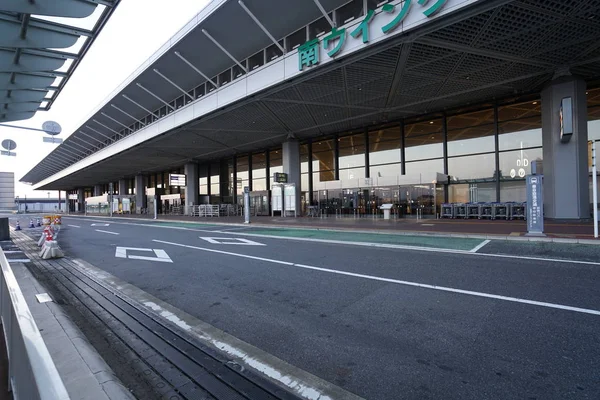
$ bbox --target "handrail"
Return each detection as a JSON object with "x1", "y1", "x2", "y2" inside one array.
[{"x1": 0, "y1": 249, "x2": 70, "y2": 400}]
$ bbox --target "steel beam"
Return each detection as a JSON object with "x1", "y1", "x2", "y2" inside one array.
[
  {"x1": 84, "y1": 125, "x2": 113, "y2": 141},
  {"x1": 78, "y1": 130, "x2": 105, "y2": 144},
  {"x1": 174, "y1": 51, "x2": 217, "y2": 88},
  {"x1": 92, "y1": 119, "x2": 123, "y2": 138},
  {"x1": 153, "y1": 69, "x2": 194, "y2": 102},
  {"x1": 72, "y1": 135, "x2": 98, "y2": 149},
  {"x1": 121, "y1": 95, "x2": 159, "y2": 117},
  {"x1": 238, "y1": 1, "x2": 285, "y2": 53},
  {"x1": 110, "y1": 104, "x2": 147, "y2": 126},
  {"x1": 135, "y1": 83, "x2": 175, "y2": 111},
  {"x1": 64, "y1": 139, "x2": 89, "y2": 152},
  {"x1": 312, "y1": 0, "x2": 335, "y2": 28},
  {"x1": 202, "y1": 29, "x2": 247, "y2": 73},
  {"x1": 100, "y1": 112, "x2": 133, "y2": 133}
]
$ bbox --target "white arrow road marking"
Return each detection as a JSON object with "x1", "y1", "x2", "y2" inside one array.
[
  {"x1": 200, "y1": 237, "x2": 265, "y2": 246},
  {"x1": 115, "y1": 247, "x2": 173, "y2": 263}
]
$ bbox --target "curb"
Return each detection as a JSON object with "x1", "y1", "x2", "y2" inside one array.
[{"x1": 66, "y1": 214, "x2": 600, "y2": 245}]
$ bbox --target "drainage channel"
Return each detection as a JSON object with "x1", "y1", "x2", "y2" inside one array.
[{"x1": 12, "y1": 232, "x2": 301, "y2": 400}]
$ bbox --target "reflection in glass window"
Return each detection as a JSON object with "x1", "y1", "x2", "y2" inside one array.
[
  {"x1": 270, "y1": 148, "x2": 283, "y2": 177},
  {"x1": 447, "y1": 108, "x2": 495, "y2": 156},
  {"x1": 498, "y1": 100, "x2": 541, "y2": 121},
  {"x1": 371, "y1": 163, "x2": 401, "y2": 186},
  {"x1": 252, "y1": 152, "x2": 267, "y2": 191},
  {"x1": 287, "y1": 27, "x2": 307, "y2": 50},
  {"x1": 266, "y1": 41, "x2": 284, "y2": 61},
  {"x1": 313, "y1": 170, "x2": 336, "y2": 190},
  {"x1": 210, "y1": 175, "x2": 220, "y2": 196},
  {"x1": 339, "y1": 167, "x2": 365, "y2": 188},
  {"x1": 500, "y1": 181, "x2": 527, "y2": 202},
  {"x1": 369, "y1": 126, "x2": 401, "y2": 165},
  {"x1": 449, "y1": 183, "x2": 496, "y2": 203},
  {"x1": 448, "y1": 153, "x2": 496, "y2": 182},
  {"x1": 236, "y1": 155, "x2": 249, "y2": 196},
  {"x1": 499, "y1": 116, "x2": 542, "y2": 150},
  {"x1": 339, "y1": 134, "x2": 365, "y2": 169},
  {"x1": 312, "y1": 139, "x2": 335, "y2": 172},
  {"x1": 309, "y1": 16, "x2": 331, "y2": 40},
  {"x1": 499, "y1": 148, "x2": 543, "y2": 181},
  {"x1": 405, "y1": 133, "x2": 443, "y2": 161},
  {"x1": 403, "y1": 159, "x2": 444, "y2": 185}
]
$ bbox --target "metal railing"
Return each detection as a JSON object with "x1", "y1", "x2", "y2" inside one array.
[{"x1": 0, "y1": 249, "x2": 69, "y2": 400}]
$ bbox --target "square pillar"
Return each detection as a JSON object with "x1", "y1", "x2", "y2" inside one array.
[
  {"x1": 283, "y1": 139, "x2": 301, "y2": 214},
  {"x1": 118, "y1": 179, "x2": 127, "y2": 196},
  {"x1": 542, "y1": 75, "x2": 589, "y2": 219},
  {"x1": 77, "y1": 188, "x2": 85, "y2": 213},
  {"x1": 135, "y1": 175, "x2": 146, "y2": 213},
  {"x1": 93, "y1": 185, "x2": 102, "y2": 196},
  {"x1": 184, "y1": 163, "x2": 199, "y2": 214}
]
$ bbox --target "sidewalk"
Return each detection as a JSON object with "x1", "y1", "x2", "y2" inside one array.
[{"x1": 76, "y1": 213, "x2": 598, "y2": 240}]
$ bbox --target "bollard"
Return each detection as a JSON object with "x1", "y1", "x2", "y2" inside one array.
[
  {"x1": 36, "y1": 218, "x2": 41, "y2": 227},
  {"x1": 15, "y1": 220, "x2": 21, "y2": 231},
  {"x1": 29, "y1": 219, "x2": 35, "y2": 228}
]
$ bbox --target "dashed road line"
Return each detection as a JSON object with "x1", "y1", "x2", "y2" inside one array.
[
  {"x1": 95, "y1": 229, "x2": 119, "y2": 235},
  {"x1": 154, "y1": 239, "x2": 600, "y2": 317}
]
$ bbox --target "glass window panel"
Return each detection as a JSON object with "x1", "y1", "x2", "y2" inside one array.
[
  {"x1": 366, "y1": 0, "x2": 381, "y2": 11},
  {"x1": 499, "y1": 116, "x2": 542, "y2": 150},
  {"x1": 249, "y1": 50, "x2": 264, "y2": 71},
  {"x1": 339, "y1": 134, "x2": 365, "y2": 169},
  {"x1": 266, "y1": 41, "x2": 284, "y2": 61},
  {"x1": 449, "y1": 183, "x2": 496, "y2": 203},
  {"x1": 500, "y1": 181, "x2": 527, "y2": 202},
  {"x1": 219, "y1": 69, "x2": 231, "y2": 87},
  {"x1": 499, "y1": 148, "x2": 543, "y2": 181},
  {"x1": 335, "y1": 0, "x2": 364, "y2": 26},
  {"x1": 405, "y1": 118, "x2": 443, "y2": 136},
  {"x1": 301, "y1": 173, "x2": 309, "y2": 192},
  {"x1": 236, "y1": 155, "x2": 249, "y2": 181},
  {"x1": 313, "y1": 170, "x2": 335, "y2": 190},
  {"x1": 589, "y1": 118, "x2": 600, "y2": 141},
  {"x1": 588, "y1": 88, "x2": 600, "y2": 107},
  {"x1": 369, "y1": 126, "x2": 402, "y2": 166},
  {"x1": 309, "y1": 16, "x2": 332, "y2": 40},
  {"x1": 252, "y1": 152, "x2": 267, "y2": 179},
  {"x1": 448, "y1": 129, "x2": 495, "y2": 156},
  {"x1": 252, "y1": 179, "x2": 267, "y2": 191},
  {"x1": 339, "y1": 167, "x2": 365, "y2": 188},
  {"x1": 371, "y1": 163, "x2": 401, "y2": 187},
  {"x1": 210, "y1": 175, "x2": 220, "y2": 195},
  {"x1": 312, "y1": 139, "x2": 335, "y2": 171},
  {"x1": 286, "y1": 27, "x2": 306, "y2": 50},
  {"x1": 448, "y1": 153, "x2": 496, "y2": 182},
  {"x1": 270, "y1": 148, "x2": 284, "y2": 177},
  {"x1": 199, "y1": 177, "x2": 208, "y2": 195},
  {"x1": 196, "y1": 83, "x2": 206, "y2": 98},
  {"x1": 498, "y1": 100, "x2": 541, "y2": 121},
  {"x1": 232, "y1": 63, "x2": 246, "y2": 79},
  {"x1": 405, "y1": 133, "x2": 443, "y2": 161},
  {"x1": 403, "y1": 159, "x2": 444, "y2": 185},
  {"x1": 299, "y1": 144, "x2": 309, "y2": 173},
  {"x1": 447, "y1": 108, "x2": 495, "y2": 130}
]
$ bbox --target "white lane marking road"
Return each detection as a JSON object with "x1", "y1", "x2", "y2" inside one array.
[
  {"x1": 95, "y1": 229, "x2": 119, "y2": 235},
  {"x1": 68, "y1": 224, "x2": 81, "y2": 228},
  {"x1": 153, "y1": 239, "x2": 600, "y2": 317},
  {"x1": 115, "y1": 247, "x2": 173, "y2": 263},
  {"x1": 200, "y1": 237, "x2": 265, "y2": 246},
  {"x1": 470, "y1": 239, "x2": 491, "y2": 253}
]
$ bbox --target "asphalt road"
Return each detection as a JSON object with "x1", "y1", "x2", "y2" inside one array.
[{"x1": 19, "y1": 216, "x2": 600, "y2": 399}]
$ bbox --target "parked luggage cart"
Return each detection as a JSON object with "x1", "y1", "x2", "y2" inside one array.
[
  {"x1": 492, "y1": 203, "x2": 509, "y2": 220},
  {"x1": 466, "y1": 203, "x2": 480, "y2": 219},
  {"x1": 479, "y1": 203, "x2": 493, "y2": 219},
  {"x1": 441, "y1": 203, "x2": 454, "y2": 218},
  {"x1": 454, "y1": 203, "x2": 467, "y2": 219},
  {"x1": 510, "y1": 202, "x2": 526, "y2": 220}
]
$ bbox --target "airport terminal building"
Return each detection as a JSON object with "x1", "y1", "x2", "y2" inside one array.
[{"x1": 21, "y1": 0, "x2": 600, "y2": 220}]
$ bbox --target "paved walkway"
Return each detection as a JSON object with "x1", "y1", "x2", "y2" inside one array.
[{"x1": 72, "y1": 213, "x2": 598, "y2": 240}]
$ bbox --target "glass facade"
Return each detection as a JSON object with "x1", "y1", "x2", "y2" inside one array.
[{"x1": 136, "y1": 87, "x2": 600, "y2": 217}]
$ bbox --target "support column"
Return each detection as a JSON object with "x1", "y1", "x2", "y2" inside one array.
[
  {"x1": 185, "y1": 163, "x2": 199, "y2": 214},
  {"x1": 220, "y1": 159, "x2": 230, "y2": 202},
  {"x1": 93, "y1": 185, "x2": 102, "y2": 196},
  {"x1": 118, "y1": 179, "x2": 127, "y2": 196},
  {"x1": 283, "y1": 139, "x2": 301, "y2": 214},
  {"x1": 77, "y1": 188, "x2": 84, "y2": 213},
  {"x1": 542, "y1": 75, "x2": 589, "y2": 219},
  {"x1": 135, "y1": 175, "x2": 147, "y2": 213}
]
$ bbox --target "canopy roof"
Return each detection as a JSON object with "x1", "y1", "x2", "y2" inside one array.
[{"x1": 0, "y1": 0, "x2": 120, "y2": 123}]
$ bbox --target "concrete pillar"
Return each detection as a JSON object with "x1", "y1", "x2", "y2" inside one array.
[
  {"x1": 118, "y1": 179, "x2": 128, "y2": 196},
  {"x1": 184, "y1": 163, "x2": 199, "y2": 215},
  {"x1": 220, "y1": 159, "x2": 231, "y2": 202},
  {"x1": 135, "y1": 175, "x2": 146, "y2": 213},
  {"x1": 542, "y1": 75, "x2": 589, "y2": 219},
  {"x1": 283, "y1": 139, "x2": 301, "y2": 214},
  {"x1": 77, "y1": 188, "x2": 84, "y2": 212},
  {"x1": 93, "y1": 185, "x2": 102, "y2": 196}
]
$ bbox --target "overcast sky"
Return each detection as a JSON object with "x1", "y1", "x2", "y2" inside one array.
[{"x1": 0, "y1": 0, "x2": 210, "y2": 198}]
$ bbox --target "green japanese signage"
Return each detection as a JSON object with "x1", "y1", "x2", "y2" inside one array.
[{"x1": 299, "y1": 0, "x2": 448, "y2": 71}]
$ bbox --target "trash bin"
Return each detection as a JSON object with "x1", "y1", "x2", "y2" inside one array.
[
  {"x1": 380, "y1": 204, "x2": 394, "y2": 220},
  {"x1": 0, "y1": 217, "x2": 8, "y2": 241}
]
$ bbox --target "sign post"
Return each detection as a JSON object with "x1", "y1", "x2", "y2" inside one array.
[
  {"x1": 109, "y1": 183, "x2": 114, "y2": 217},
  {"x1": 526, "y1": 175, "x2": 544, "y2": 236},
  {"x1": 244, "y1": 186, "x2": 250, "y2": 224},
  {"x1": 153, "y1": 195, "x2": 158, "y2": 220},
  {"x1": 592, "y1": 140, "x2": 598, "y2": 239}
]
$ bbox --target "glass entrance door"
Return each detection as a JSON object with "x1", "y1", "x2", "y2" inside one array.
[{"x1": 398, "y1": 184, "x2": 442, "y2": 218}]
